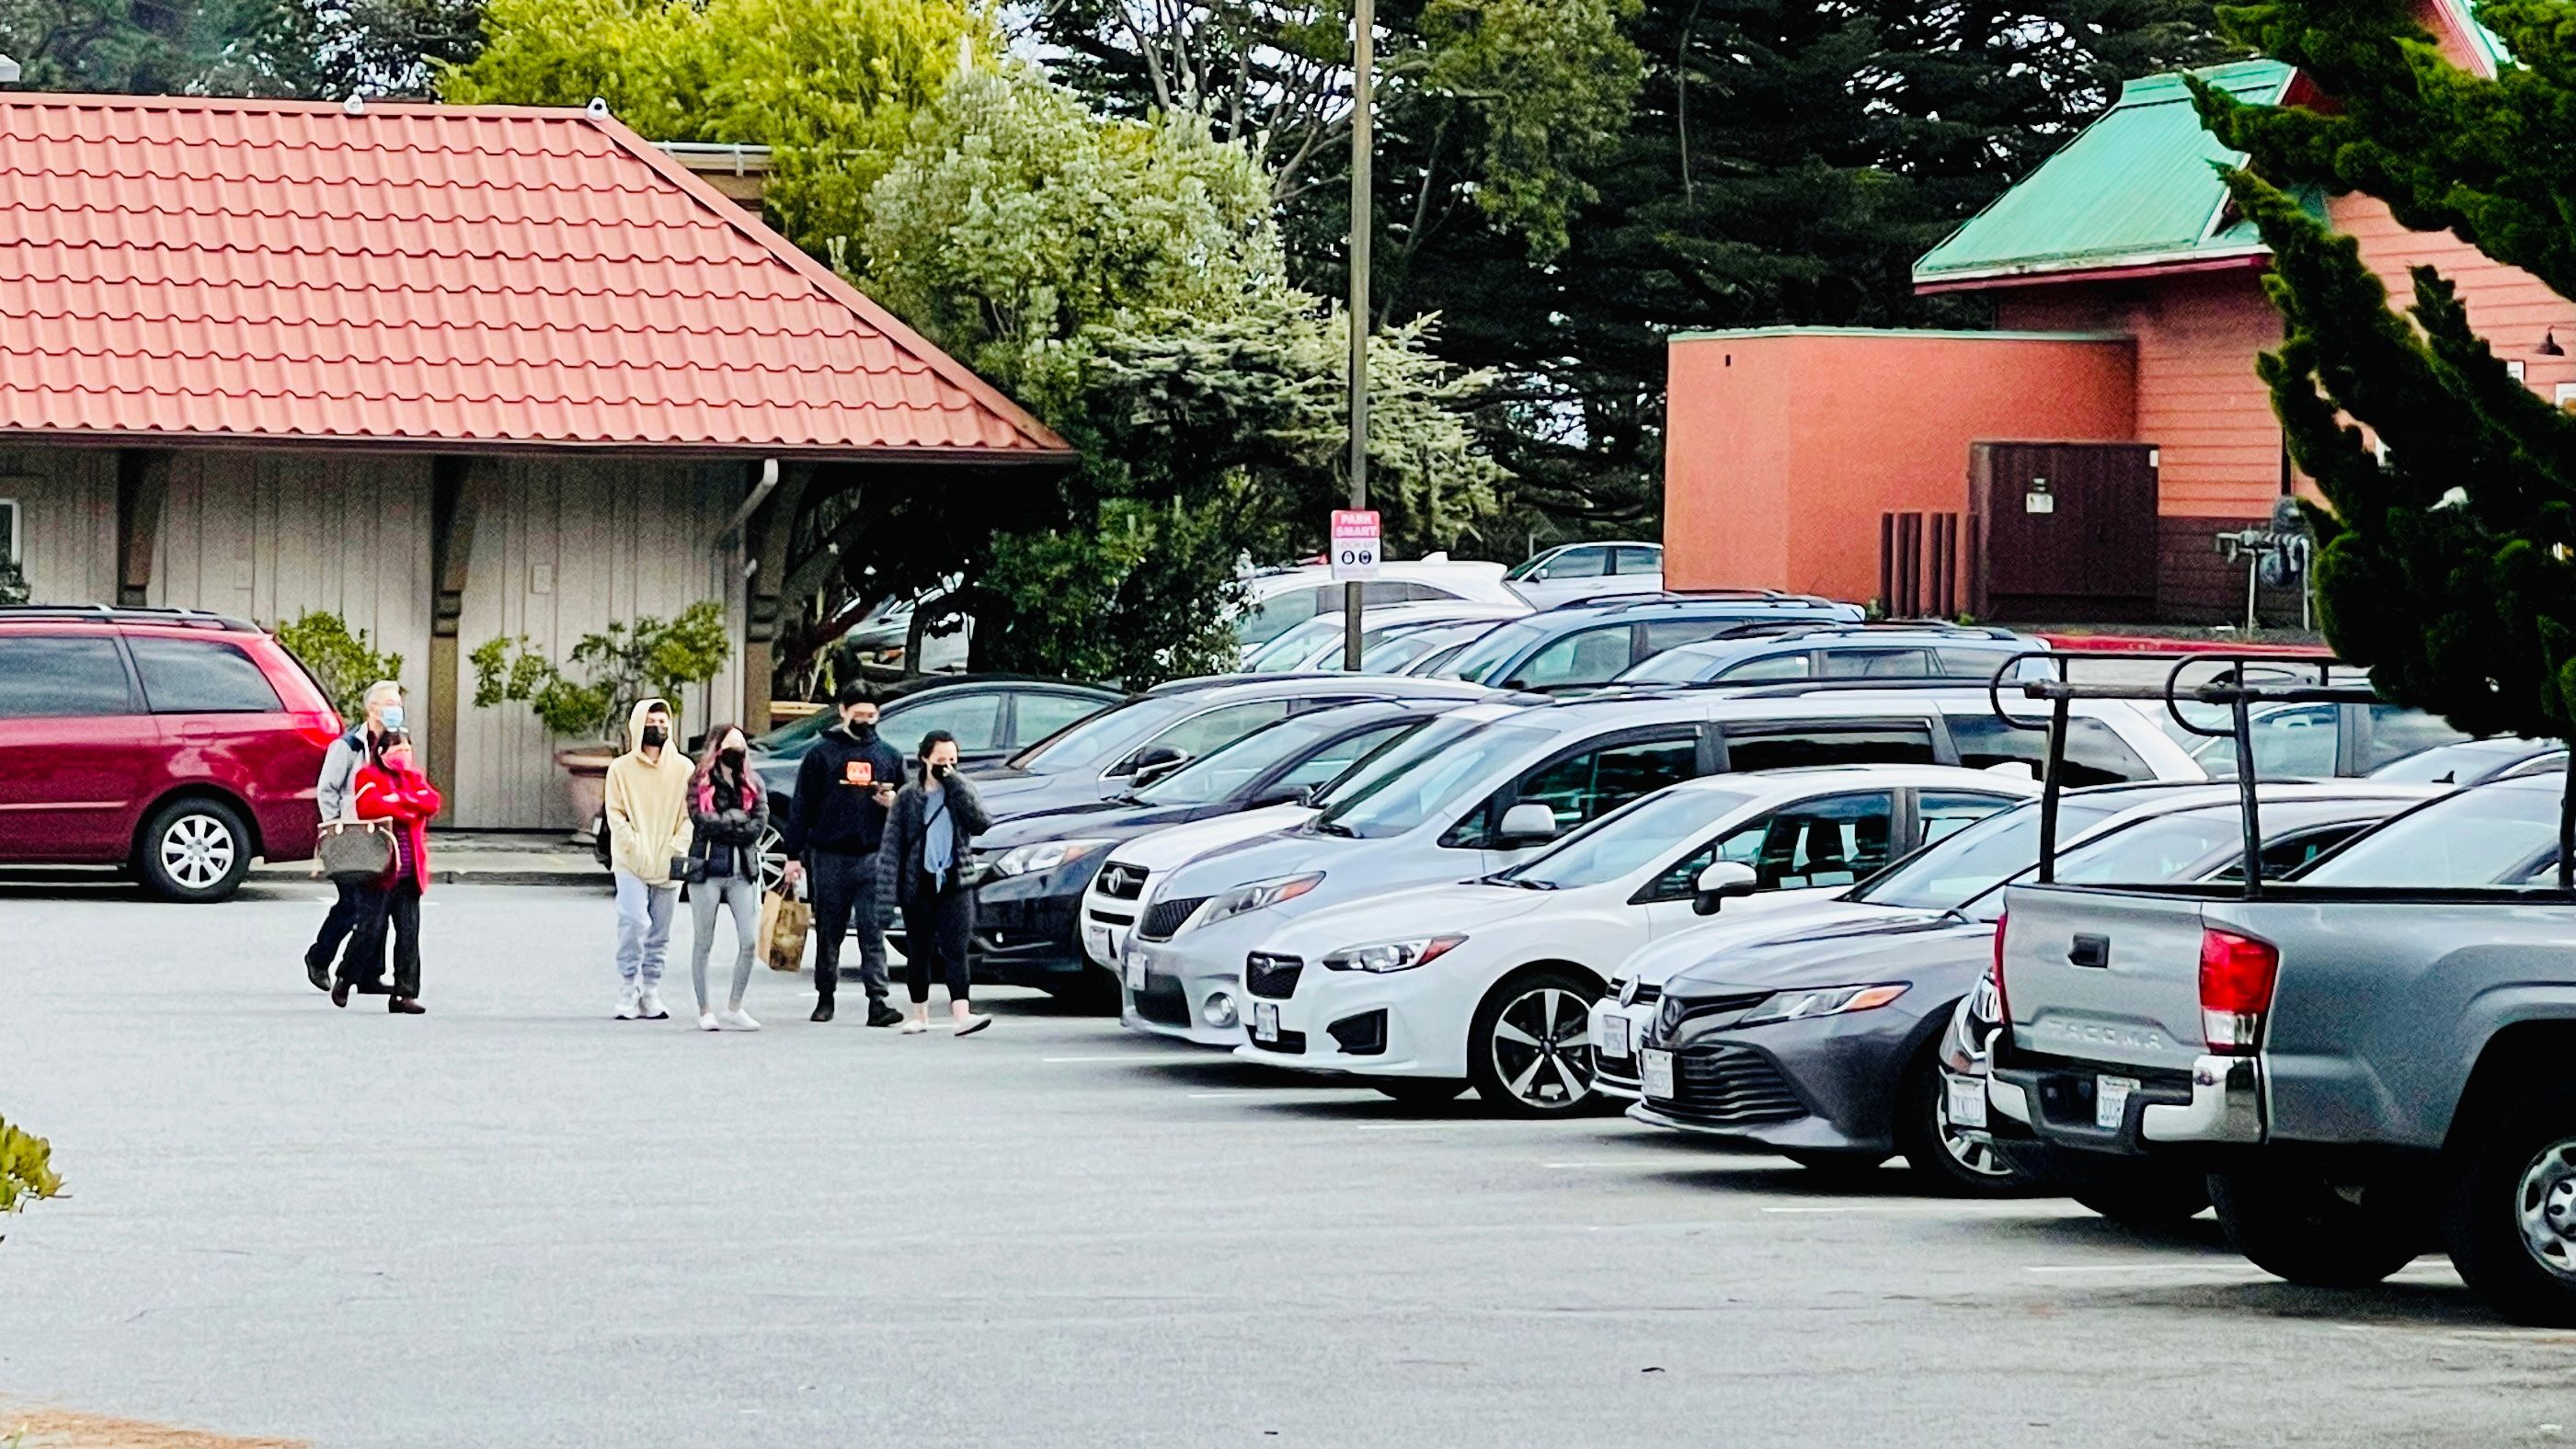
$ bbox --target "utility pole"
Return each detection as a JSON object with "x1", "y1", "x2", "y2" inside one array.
[{"x1": 1342, "y1": 0, "x2": 1373, "y2": 672}]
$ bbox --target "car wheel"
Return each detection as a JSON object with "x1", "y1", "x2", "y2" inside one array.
[
  {"x1": 137, "y1": 797, "x2": 252, "y2": 903},
  {"x1": 2444, "y1": 1085, "x2": 2576, "y2": 1326},
  {"x1": 1895, "y1": 1056, "x2": 2027, "y2": 1197},
  {"x1": 2208, "y1": 1164, "x2": 2423, "y2": 1288},
  {"x1": 1466, "y1": 968, "x2": 1601, "y2": 1117},
  {"x1": 1371, "y1": 1078, "x2": 1466, "y2": 1107},
  {"x1": 756, "y1": 822, "x2": 787, "y2": 895}
]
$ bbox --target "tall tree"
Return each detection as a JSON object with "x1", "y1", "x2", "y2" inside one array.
[
  {"x1": 0, "y1": 0, "x2": 476, "y2": 96},
  {"x1": 2193, "y1": 0, "x2": 2576, "y2": 742}
]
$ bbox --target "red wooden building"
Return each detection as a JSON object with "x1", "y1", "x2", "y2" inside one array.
[{"x1": 1663, "y1": 0, "x2": 2574, "y2": 622}]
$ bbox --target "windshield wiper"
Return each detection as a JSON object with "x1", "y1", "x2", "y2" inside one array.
[
  {"x1": 1508, "y1": 877, "x2": 1559, "y2": 891},
  {"x1": 1311, "y1": 819, "x2": 1357, "y2": 838}
]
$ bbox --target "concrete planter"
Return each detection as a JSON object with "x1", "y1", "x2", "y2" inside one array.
[{"x1": 555, "y1": 747, "x2": 616, "y2": 841}]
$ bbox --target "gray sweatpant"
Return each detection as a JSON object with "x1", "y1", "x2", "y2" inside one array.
[{"x1": 689, "y1": 873, "x2": 761, "y2": 1015}]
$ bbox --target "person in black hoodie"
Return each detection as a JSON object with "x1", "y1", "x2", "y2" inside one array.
[{"x1": 783, "y1": 682, "x2": 908, "y2": 1026}]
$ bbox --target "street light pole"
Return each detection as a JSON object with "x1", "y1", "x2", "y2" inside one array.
[{"x1": 1342, "y1": 0, "x2": 1373, "y2": 673}]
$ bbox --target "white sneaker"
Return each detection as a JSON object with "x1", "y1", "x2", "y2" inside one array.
[
  {"x1": 637, "y1": 988, "x2": 670, "y2": 1021},
  {"x1": 614, "y1": 986, "x2": 642, "y2": 1021},
  {"x1": 954, "y1": 1011, "x2": 992, "y2": 1037},
  {"x1": 698, "y1": 1011, "x2": 720, "y2": 1032},
  {"x1": 717, "y1": 1008, "x2": 761, "y2": 1032},
  {"x1": 899, "y1": 1018, "x2": 928, "y2": 1035}
]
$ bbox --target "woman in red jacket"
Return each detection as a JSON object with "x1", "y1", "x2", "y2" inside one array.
[{"x1": 335, "y1": 730, "x2": 441, "y2": 1015}]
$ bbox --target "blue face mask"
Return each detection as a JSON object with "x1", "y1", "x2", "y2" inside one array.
[{"x1": 381, "y1": 704, "x2": 406, "y2": 733}]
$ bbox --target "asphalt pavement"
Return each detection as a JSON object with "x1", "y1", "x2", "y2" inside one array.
[{"x1": 3, "y1": 882, "x2": 2570, "y2": 1448}]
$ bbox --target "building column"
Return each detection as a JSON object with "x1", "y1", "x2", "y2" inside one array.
[
  {"x1": 114, "y1": 450, "x2": 171, "y2": 607},
  {"x1": 427, "y1": 456, "x2": 486, "y2": 802},
  {"x1": 738, "y1": 462, "x2": 814, "y2": 735}
]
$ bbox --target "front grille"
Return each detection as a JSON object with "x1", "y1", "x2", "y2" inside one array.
[
  {"x1": 1328, "y1": 1010, "x2": 1387, "y2": 1055},
  {"x1": 1651, "y1": 1044, "x2": 1805, "y2": 1126},
  {"x1": 1132, "y1": 975, "x2": 1191, "y2": 1027},
  {"x1": 1246, "y1": 953, "x2": 1304, "y2": 999},
  {"x1": 1098, "y1": 862, "x2": 1149, "y2": 901},
  {"x1": 1654, "y1": 988, "x2": 1771, "y2": 1043},
  {"x1": 1136, "y1": 896, "x2": 1208, "y2": 941},
  {"x1": 1631, "y1": 984, "x2": 1663, "y2": 1007},
  {"x1": 1084, "y1": 906, "x2": 1136, "y2": 929}
]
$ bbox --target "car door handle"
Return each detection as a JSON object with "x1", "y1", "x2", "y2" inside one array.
[{"x1": 2067, "y1": 934, "x2": 2110, "y2": 969}]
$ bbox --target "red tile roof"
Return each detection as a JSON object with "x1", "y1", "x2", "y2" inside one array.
[{"x1": 0, "y1": 93, "x2": 1070, "y2": 458}]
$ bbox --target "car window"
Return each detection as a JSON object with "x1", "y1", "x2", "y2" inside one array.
[
  {"x1": 1641, "y1": 620, "x2": 1743, "y2": 656},
  {"x1": 1821, "y1": 648, "x2": 1931, "y2": 679},
  {"x1": 2190, "y1": 703, "x2": 2341, "y2": 779},
  {"x1": 1448, "y1": 733, "x2": 1699, "y2": 846},
  {"x1": 1946, "y1": 713, "x2": 2153, "y2": 787},
  {"x1": 2360, "y1": 704, "x2": 2470, "y2": 772},
  {"x1": 1243, "y1": 615, "x2": 1346, "y2": 671},
  {"x1": 1012, "y1": 691, "x2": 1107, "y2": 747},
  {"x1": 1693, "y1": 791, "x2": 1898, "y2": 893},
  {"x1": 1723, "y1": 724, "x2": 1937, "y2": 772},
  {"x1": 1936, "y1": 647, "x2": 2026, "y2": 679},
  {"x1": 2208, "y1": 824, "x2": 2372, "y2": 883},
  {"x1": 1510, "y1": 787, "x2": 1757, "y2": 891},
  {"x1": 1715, "y1": 653, "x2": 1811, "y2": 683},
  {"x1": 750, "y1": 709, "x2": 832, "y2": 760},
  {"x1": 1508, "y1": 625, "x2": 1634, "y2": 689},
  {"x1": 1125, "y1": 699, "x2": 1294, "y2": 775},
  {"x1": 1853, "y1": 797, "x2": 2126, "y2": 911},
  {"x1": 1544, "y1": 546, "x2": 1609, "y2": 579},
  {"x1": 1363, "y1": 580, "x2": 1431, "y2": 606},
  {"x1": 1323, "y1": 722, "x2": 1550, "y2": 837},
  {"x1": 126, "y1": 637, "x2": 281, "y2": 713},
  {"x1": 2055, "y1": 811, "x2": 2249, "y2": 884},
  {"x1": 1611, "y1": 545, "x2": 1662, "y2": 576},
  {"x1": 1918, "y1": 790, "x2": 2020, "y2": 846},
  {"x1": 1237, "y1": 585, "x2": 1331, "y2": 645},
  {"x1": 1009, "y1": 694, "x2": 1185, "y2": 772},
  {"x1": 2302, "y1": 785, "x2": 2561, "y2": 888},
  {"x1": 1438, "y1": 617, "x2": 1558, "y2": 683},
  {"x1": 1277, "y1": 720, "x2": 1416, "y2": 793},
  {"x1": 877, "y1": 690, "x2": 1004, "y2": 758},
  {"x1": 0, "y1": 634, "x2": 136, "y2": 718}
]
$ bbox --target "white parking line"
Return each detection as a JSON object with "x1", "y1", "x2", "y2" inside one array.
[{"x1": 1040, "y1": 1053, "x2": 1226, "y2": 1066}]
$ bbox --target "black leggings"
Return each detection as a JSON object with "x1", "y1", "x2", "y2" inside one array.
[
  {"x1": 346, "y1": 877, "x2": 422, "y2": 998},
  {"x1": 901, "y1": 875, "x2": 971, "y2": 1006}
]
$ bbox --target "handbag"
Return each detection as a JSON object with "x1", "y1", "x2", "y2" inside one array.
[
  {"x1": 317, "y1": 817, "x2": 394, "y2": 884},
  {"x1": 761, "y1": 886, "x2": 812, "y2": 973}
]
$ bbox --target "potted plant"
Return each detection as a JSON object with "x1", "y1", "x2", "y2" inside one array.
[
  {"x1": 470, "y1": 601, "x2": 731, "y2": 835},
  {"x1": 273, "y1": 610, "x2": 405, "y2": 724}
]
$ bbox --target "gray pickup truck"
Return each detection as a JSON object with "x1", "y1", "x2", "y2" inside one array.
[{"x1": 1991, "y1": 696, "x2": 2576, "y2": 1325}]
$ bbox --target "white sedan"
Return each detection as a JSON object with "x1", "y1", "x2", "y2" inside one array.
[{"x1": 1230, "y1": 766, "x2": 2039, "y2": 1114}]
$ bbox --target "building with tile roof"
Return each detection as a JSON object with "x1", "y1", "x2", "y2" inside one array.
[
  {"x1": 0, "y1": 92, "x2": 1070, "y2": 827},
  {"x1": 1662, "y1": 0, "x2": 2576, "y2": 625}
]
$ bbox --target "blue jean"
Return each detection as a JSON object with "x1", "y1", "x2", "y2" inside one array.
[{"x1": 613, "y1": 871, "x2": 678, "y2": 987}]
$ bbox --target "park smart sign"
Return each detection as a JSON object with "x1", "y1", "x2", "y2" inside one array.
[{"x1": 1332, "y1": 509, "x2": 1381, "y2": 581}]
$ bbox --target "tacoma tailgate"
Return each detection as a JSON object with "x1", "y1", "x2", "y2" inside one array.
[{"x1": 2001, "y1": 884, "x2": 2209, "y2": 1077}]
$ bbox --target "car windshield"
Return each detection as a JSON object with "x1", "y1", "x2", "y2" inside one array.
[
  {"x1": 2301, "y1": 784, "x2": 2560, "y2": 888},
  {"x1": 750, "y1": 710, "x2": 832, "y2": 760},
  {"x1": 1305, "y1": 713, "x2": 1477, "y2": 810},
  {"x1": 1316, "y1": 722, "x2": 1550, "y2": 838},
  {"x1": 1433, "y1": 617, "x2": 1558, "y2": 683},
  {"x1": 2051, "y1": 809, "x2": 2249, "y2": 885},
  {"x1": 1005, "y1": 693, "x2": 1182, "y2": 773},
  {"x1": 1243, "y1": 616, "x2": 1343, "y2": 672},
  {"x1": 1134, "y1": 711, "x2": 1362, "y2": 806},
  {"x1": 1618, "y1": 645, "x2": 1725, "y2": 684},
  {"x1": 2366, "y1": 738, "x2": 2538, "y2": 782},
  {"x1": 1852, "y1": 796, "x2": 2125, "y2": 910},
  {"x1": 1502, "y1": 787, "x2": 1755, "y2": 890}
]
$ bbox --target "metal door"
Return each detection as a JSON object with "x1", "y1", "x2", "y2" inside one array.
[{"x1": 1969, "y1": 443, "x2": 2159, "y2": 622}]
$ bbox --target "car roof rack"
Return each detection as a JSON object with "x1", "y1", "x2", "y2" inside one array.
[
  {"x1": 1711, "y1": 677, "x2": 2000, "y2": 700},
  {"x1": 0, "y1": 603, "x2": 252, "y2": 632}
]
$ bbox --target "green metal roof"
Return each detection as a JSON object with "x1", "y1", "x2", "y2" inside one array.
[{"x1": 1914, "y1": 60, "x2": 2300, "y2": 288}]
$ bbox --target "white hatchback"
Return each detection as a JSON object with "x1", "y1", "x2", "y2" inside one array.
[{"x1": 1230, "y1": 766, "x2": 2041, "y2": 1114}]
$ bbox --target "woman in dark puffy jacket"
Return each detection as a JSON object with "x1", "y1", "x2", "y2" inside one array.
[{"x1": 684, "y1": 724, "x2": 769, "y2": 1032}]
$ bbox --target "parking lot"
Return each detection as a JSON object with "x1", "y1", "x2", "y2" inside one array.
[{"x1": 6, "y1": 882, "x2": 2573, "y2": 1448}]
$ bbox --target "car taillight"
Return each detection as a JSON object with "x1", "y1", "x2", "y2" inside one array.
[
  {"x1": 1990, "y1": 913, "x2": 2010, "y2": 1027},
  {"x1": 2198, "y1": 928, "x2": 2280, "y2": 1055},
  {"x1": 292, "y1": 710, "x2": 344, "y2": 749}
]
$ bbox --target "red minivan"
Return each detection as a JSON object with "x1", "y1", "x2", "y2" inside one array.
[{"x1": 0, "y1": 607, "x2": 339, "y2": 901}]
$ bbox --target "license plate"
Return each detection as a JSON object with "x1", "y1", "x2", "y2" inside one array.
[
  {"x1": 1945, "y1": 1073, "x2": 1988, "y2": 1131},
  {"x1": 1641, "y1": 1048, "x2": 1675, "y2": 1101},
  {"x1": 1123, "y1": 953, "x2": 1146, "y2": 992},
  {"x1": 2095, "y1": 1075, "x2": 2139, "y2": 1131},
  {"x1": 1086, "y1": 921, "x2": 1118, "y2": 966},
  {"x1": 1254, "y1": 1001, "x2": 1280, "y2": 1044},
  {"x1": 1599, "y1": 1012, "x2": 1631, "y2": 1059}
]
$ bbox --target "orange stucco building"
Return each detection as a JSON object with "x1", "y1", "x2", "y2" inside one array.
[{"x1": 1663, "y1": 0, "x2": 2576, "y2": 622}]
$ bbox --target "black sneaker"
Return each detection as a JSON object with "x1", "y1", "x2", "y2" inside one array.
[
  {"x1": 810, "y1": 997, "x2": 835, "y2": 1023},
  {"x1": 866, "y1": 1005, "x2": 905, "y2": 1028},
  {"x1": 304, "y1": 952, "x2": 331, "y2": 992}
]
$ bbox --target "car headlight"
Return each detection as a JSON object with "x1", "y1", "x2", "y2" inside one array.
[
  {"x1": 983, "y1": 839, "x2": 1114, "y2": 880},
  {"x1": 1180, "y1": 873, "x2": 1324, "y2": 933},
  {"x1": 1735, "y1": 984, "x2": 1909, "y2": 1027},
  {"x1": 1322, "y1": 935, "x2": 1467, "y2": 974}
]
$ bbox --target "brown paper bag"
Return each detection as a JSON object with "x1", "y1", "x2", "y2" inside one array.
[{"x1": 761, "y1": 889, "x2": 812, "y2": 973}]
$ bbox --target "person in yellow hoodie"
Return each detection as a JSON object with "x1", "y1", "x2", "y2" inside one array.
[{"x1": 604, "y1": 697, "x2": 694, "y2": 1021}]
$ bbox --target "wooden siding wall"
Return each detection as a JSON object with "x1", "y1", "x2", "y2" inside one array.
[
  {"x1": 0, "y1": 446, "x2": 117, "y2": 604},
  {"x1": 452, "y1": 457, "x2": 746, "y2": 830},
  {"x1": 2337, "y1": 193, "x2": 2576, "y2": 399}
]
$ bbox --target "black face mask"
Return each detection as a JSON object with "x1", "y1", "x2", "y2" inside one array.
[
  {"x1": 641, "y1": 725, "x2": 668, "y2": 749},
  {"x1": 848, "y1": 719, "x2": 877, "y2": 744},
  {"x1": 719, "y1": 747, "x2": 746, "y2": 771}
]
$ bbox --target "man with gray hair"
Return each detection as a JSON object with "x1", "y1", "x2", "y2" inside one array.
[{"x1": 305, "y1": 679, "x2": 403, "y2": 993}]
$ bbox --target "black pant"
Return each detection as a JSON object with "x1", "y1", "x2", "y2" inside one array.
[
  {"x1": 901, "y1": 873, "x2": 972, "y2": 1006},
  {"x1": 345, "y1": 878, "x2": 422, "y2": 999},
  {"x1": 307, "y1": 879, "x2": 384, "y2": 982},
  {"x1": 807, "y1": 850, "x2": 888, "y2": 1003}
]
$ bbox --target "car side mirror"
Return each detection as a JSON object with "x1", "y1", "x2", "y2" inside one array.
[
  {"x1": 1127, "y1": 745, "x2": 1190, "y2": 785},
  {"x1": 1692, "y1": 860, "x2": 1760, "y2": 916},
  {"x1": 1496, "y1": 802, "x2": 1561, "y2": 846},
  {"x1": 1251, "y1": 782, "x2": 1316, "y2": 809}
]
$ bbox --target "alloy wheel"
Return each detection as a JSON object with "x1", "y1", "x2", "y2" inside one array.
[
  {"x1": 757, "y1": 825, "x2": 788, "y2": 895},
  {"x1": 1932, "y1": 1080, "x2": 2014, "y2": 1179},
  {"x1": 2515, "y1": 1138, "x2": 2576, "y2": 1281},
  {"x1": 1488, "y1": 986, "x2": 1596, "y2": 1110},
  {"x1": 159, "y1": 813, "x2": 237, "y2": 892}
]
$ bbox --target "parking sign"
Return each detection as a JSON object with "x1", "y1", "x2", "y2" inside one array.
[{"x1": 1331, "y1": 509, "x2": 1381, "y2": 581}]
